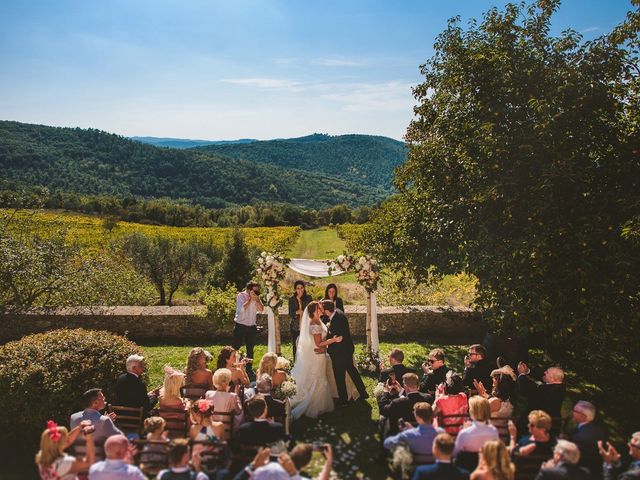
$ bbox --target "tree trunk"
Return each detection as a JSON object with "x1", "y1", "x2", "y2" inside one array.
[{"x1": 159, "y1": 286, "x2": 166, "y2": 305}]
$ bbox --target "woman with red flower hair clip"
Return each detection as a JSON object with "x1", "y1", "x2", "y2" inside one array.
[
  {"x1": 188, "y1": 399, "x2": 225, "y2": 442},
  {"x1": 35, "y1": 420, "x2": 95, "y2": 479}
]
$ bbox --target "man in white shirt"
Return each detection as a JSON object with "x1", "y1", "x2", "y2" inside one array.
[
  {"x1": 232, "y1": 282, "x2": 264, "y2": 376},
  {"x1": 88, "y1": 435, "x2": 146, "y2": 480}
]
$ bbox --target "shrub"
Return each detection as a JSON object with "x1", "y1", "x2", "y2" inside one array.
[
  {"x1": 199, "y1": 284, "x2": 238, "y2": 326},
  {"x1": 0, "y1": 328, "x2": 143, "y2": 457}
]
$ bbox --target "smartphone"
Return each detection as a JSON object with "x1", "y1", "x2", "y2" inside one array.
[
  {"x1": 312, "y1": 441, "x2": 326, "y2": 452},
  {"x1": 82, "y1": 424, "x2": 96, "y2": 435}
]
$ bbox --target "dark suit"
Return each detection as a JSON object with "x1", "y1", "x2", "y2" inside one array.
[
  {"x1": 420, "y1": 365, "x2": 449, "y2": 394},
  {"x1": 603, "y1": 461, "x2": 640, "y2": 480},
  {"x1": 326, "y1": 311, "x2": 367, "y2": 404},
  {"x1": 518, "y1": 374, "x2": 566, "y2": 418},
  {"x1": 379, "y1": 391, "x2": 433, "y2": 436},
  {"x1": 412, "y1": 461, "x2": 469, "y2": 480},
  {"x1": 115, "y1": 372, "x2": 157, "y2": 414},
  {"x1": 380, "y1": 364, "x2": 415, "y2": 386},
  {"x1": 262, "y1": 394, "x2": 286, "y2": 420},
  {"x1": 571, "y1": 422, "x2": 607, "y2": 476},
  {"x1": 535, "y1": 462, "x2": 593, "y2": 479},
  {"x1": 288, "y1": 293, "x2": 312, "y2": 359},
  {"x1": 237, "y1": 420, "x2": 284, "y2": 446},
  {"x1": 462, "y1": 358, "x2": 492, "y2": 391}
]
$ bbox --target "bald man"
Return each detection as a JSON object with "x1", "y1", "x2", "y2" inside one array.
[{"x1": 88, "y1": 435, "x2": 146, "y2": 480}]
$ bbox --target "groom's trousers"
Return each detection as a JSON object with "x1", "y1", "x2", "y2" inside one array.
[{"x1": 331, "y1": 356, "x2": 368, "y2": 404}]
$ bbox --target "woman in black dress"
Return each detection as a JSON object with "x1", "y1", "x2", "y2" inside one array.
[
  {"x1": 288, "y1": 280, "x2": 312, "y2": 360},
  {"x1": 323, "y1": 283, "x2": 344, "y2": 312}
]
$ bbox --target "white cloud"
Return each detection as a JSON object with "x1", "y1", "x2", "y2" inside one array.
[
  {"x1": 580, "y1": 26, "x2": 599, "y2": 33},
  {"x1": 219, "y1": 77, "x2": 301, "y2": 89},
  {"x1": 312, "y1": 58, "x2": 366, "y2": 67}
]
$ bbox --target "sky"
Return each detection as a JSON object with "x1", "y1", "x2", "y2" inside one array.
[{"x1": 0, "y1": 0, "x2": 635, "y2": 141}]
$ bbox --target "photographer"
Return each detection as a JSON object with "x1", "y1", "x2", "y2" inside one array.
[
  {"x1": 36, "y1": 420, "x2": 96, "y2": 479},
  {"x1": 234, "y1": 443, "x2": 333, "y2": 480},
  {"x1": 233, "y1": 282, "x2": 264, "y2": 377}
]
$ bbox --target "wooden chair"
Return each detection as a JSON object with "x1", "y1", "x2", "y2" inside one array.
[
  {"x1": 107, "y1": 405, "x2": 144, "y2": 436},
  {"x1": 435, "y1": 413, "x2": 469, "y2": 436},
  {"x1": 237, "y1": 443, "x2": 260, "y2": 465},
  {"x1": 159, "y1": 405, "x2": 189, "y2": 439},
  {"x1": 211, "y1": 410, "x2": 234, "y2": 441},
  {"x1": 192, "y1": 439, "x2": 232, "y2": 476},
  {"x1": 490, "y1": 416, "x2": 511, "y2": 443},
  {"x1": 134, "y1": 439, "x2": 170, "y2": 477},
  {"x1": 550, "y1": 416, "x2": 569, "y2": 437},
  {"x1": 513, "y1": 452, "x2": 550, "y2": 480},
  {"x1": 181, "y1": 383, "x2": 209, "y2": 401},
  {"x1": 455, "y1": 451, "x2": 479, "y2": 472}
]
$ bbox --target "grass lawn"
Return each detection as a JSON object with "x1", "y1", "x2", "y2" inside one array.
[{"x1": 287, "y1": 227, "x2": 347, "y2": 260}]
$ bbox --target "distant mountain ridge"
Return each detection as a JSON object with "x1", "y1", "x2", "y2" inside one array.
[
  {"x1": 131, "y1": 136, "x2": 258, "y2": 149},
  {"x1": 0, "y1": 121, "x2": 389, "y2": 209}
]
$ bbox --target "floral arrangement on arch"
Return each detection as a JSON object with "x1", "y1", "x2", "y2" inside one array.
[
  {"x1": 256, "y1": 251, "x2": 289, "y2": 309},
  {"x1": 355, "y1": 348, "x2": 382, "y2": 374},
  {"x1": 327, "y1": 253, "x2": 380, "y2": 293}
]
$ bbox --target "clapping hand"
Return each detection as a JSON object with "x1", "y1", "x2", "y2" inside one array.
[
  {"x1": 598, "y1": 441, "x2": 621, "y2": 465},
  {"x1": 252, "y1": 448, "x2": 271, "y2": 470},
  {"x1": 421, "y1": 362, "x2": 430, "y2": 374},
  {"x1": 107, "y1": 411, "x2": 117, "y2": 421},
  {"x1": 333, "y1": 336, "x2": 343, "y2": 343},
  {"x1": 508, "y1": 420, "x2": 517, "y2": 439},
  {"x1": 519, "y1": 443, "x2": 537, "y2": 456},
  {"x1": 473, "y1": 379, "x2": 487, "y2": 397},
  {"x1": 435, "y1": 383, "x2": 445, "y2": 399},
  {"x1": 517, "y1": 361, "x2": 529, "y2": 375}
]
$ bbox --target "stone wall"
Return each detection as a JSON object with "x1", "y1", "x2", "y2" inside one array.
[{"x1": 0, "y1": 305, "x2": 485, "y2": 344}]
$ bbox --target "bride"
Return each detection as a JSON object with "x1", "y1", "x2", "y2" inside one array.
[{"x1": 290, "y1": 302, "x2": 343, "y2": 419}]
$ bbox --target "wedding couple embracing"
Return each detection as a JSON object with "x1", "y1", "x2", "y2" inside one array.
[{"x1": 290, "y1": 300, "x2": 368, "y2": 419}]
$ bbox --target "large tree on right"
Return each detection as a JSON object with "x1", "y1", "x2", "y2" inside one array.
[{"x1": 367, "y1": 1, "x2": 640, "y2": 381}]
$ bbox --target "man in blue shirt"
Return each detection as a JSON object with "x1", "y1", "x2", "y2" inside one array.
[
  {"x1": 412, "y1": 432, "x2": 470, "y2": 480},
  {"x1": 384, "y1": 402, "x2": 443, "y2": 464}
]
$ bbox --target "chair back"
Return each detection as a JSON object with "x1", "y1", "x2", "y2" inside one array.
[
  {"x1": 134, "y1": 439, "x2": 170, "y2": 477},
  {"x1": 490, "y1": 416, "x2": 511, "y2": 443},
  {"x1": 159, "y1": 405, "x2": 189, "y2": 439},
  {"x1": 107, "y1": 405, "x2": 144, "y2": 435},
  {"x1": 550, "y1": 416, "x2": 569, "y2": 437},
  {"x1": 513, "y1": 453, "x2": 550, "y2": 480},
  {"x1": 455, "y1": 451, "x2": 479, "y2": 471},
  {"x1": 181, "y1": 384, "x2": 208, "y2": 401},
  {"x1": 211, "y1": 410, "x2": 234, "y2": 441},
  {"x1": 192, "y1": 439, "x2": 231, "y2": 475},
  {"x1": 436, "y1": 413, "x2": 469, "y2": 436},
  {"x1": 238, "y1": 443, "x2": 260, "y2": 465}
]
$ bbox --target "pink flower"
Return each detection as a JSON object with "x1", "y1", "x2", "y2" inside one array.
[{"x1": 197, "y1": 400, "x2": 212, "y2": 413}]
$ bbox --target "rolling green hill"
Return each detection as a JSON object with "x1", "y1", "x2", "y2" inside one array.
[{"x1": 0, "y1": 121, "x2": 388, "y2": 209}]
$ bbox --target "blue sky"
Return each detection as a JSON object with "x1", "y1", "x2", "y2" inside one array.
[{"x1": 0, "y1": 0, "x2": 634, "y2": 140}]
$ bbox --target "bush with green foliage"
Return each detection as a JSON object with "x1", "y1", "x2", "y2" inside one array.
[
  {"x1": 208, "y1": 228, "x2": 254, "y2": 291},
  {"x1": 0, "y1": 328, "x2": 143, "y2": 456},
  {"x1": 199, "y1": 284, "x2": 238, "y2": 326}
]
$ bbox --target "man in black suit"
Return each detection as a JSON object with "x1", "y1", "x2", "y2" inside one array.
[
  {"x1": 420, "y1": 348, "x2": 449, "y2": 395},
  {"x1": 518, "y1": 362, "x2": 566, "y2": 419},
  {"x1": 570, "y1": 401, "x2": 607, "y2": 477},
  {"x1": 323, "y1": 301, "x2": 368, "y2": 406},
  {"x1": 237, "y1": 395, "x2": 285, "y2": 447},
  {"x1": 378, "y1": 373, "x2": 433, "y2": 437},
  {"x1": 462, "y1": 344, "x2": 492, "y2": 392},
  {"x1": 379, "y1": 348, "x2": 415, "y2": 386},
  {"x1": 255, "y1": 374, "x2": 286, "y2": 420},
  {"x1": 115, "y1": 354, "x2": 158, "y2": 415},
  {"x1": 535, "y1": 439, "x2": 593, "y2": 479},
  {"x1": 412, "y1": 432, "x2": 470, "y2": 480}
]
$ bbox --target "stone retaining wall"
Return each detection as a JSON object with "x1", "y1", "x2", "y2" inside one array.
[{"x1": 0, "y1": 305, "x2": 485, "y2": 344}]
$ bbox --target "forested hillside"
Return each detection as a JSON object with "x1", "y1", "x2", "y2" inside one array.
[
  {"x1": 131, "y1": 136, "x2": 257, "y2": 149},
  {"x1": 0, "y1": 121, "x2": 388, "y2": 209}
]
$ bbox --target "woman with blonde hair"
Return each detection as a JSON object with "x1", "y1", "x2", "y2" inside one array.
[
  {"x1": 35, "y1": 420, "x2": 95, "y2": 479},
  {"x1": 159, "y1": 365, "x2": 186, "y2": 408},
  {"x1": 453, "y1": 396, "x2": 499, "y2": 470},
  {"x1": 185, "y1": 347, "x2": 213, "y2": 391},
  {"x1": 257, "y1": 352, "x2": 287, "y2": 388},
  {"x1": 471, "y1": 440, "x2": 515, "y2": 480},
  {"x1": 205, "y1": 368, "x2": 243, "y2": 438}
]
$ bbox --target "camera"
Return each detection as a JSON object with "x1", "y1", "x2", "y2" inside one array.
[
  {"x1": 82, "y1": 424, "x2": 96, "y2": 435},
  {"x1": 312, "y1": 441, "x2": 327, "y2": 452}
]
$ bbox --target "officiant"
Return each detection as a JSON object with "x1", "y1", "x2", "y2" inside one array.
[{"x1": 288, "y1": 280, "x2": 312, "y2": 360}]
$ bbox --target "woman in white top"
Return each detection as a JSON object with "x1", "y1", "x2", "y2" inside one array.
[{"x1": 35, "y1": 420, "x2": 95, "y2": 480}]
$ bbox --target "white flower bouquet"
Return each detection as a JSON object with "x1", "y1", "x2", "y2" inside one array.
[
  {"x1": 273, "y1": 379, "x2": 297, "y2": 400},
  {"x1": 373, "y1": 382, "x2": 386, "y2": 401},
  {"x1": 255, "y1": 251, "x2": 289, "y2": 310}
]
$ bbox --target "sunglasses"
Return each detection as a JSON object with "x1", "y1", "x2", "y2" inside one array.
[{"x1": 428, "y1": 359, "x2": 436, "y2": 364}]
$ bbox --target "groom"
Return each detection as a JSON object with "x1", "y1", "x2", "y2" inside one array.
[{"x1": 323, "y1": 300, "x2": 368, "y2": 406}]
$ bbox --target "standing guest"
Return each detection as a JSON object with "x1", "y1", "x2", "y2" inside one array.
[
  {"x1": 412, "y1": 433, "x2": 470, "y2": 480},
  {"x1": 159, "y1": 365, "x2": 186, "y2": 408},
  {"x1": 115, "y1": 355, "x2": 159, "y2": 416},
  {"x1": 571, "y1": 401, "x2": 607, "y2": 476},
  {"x1": 88, "y1": 434, "x2": 145, "y2": 480},
  {"x1": 517, "y1": 362, "x2": 566, "y2": 419},
  {"x1": 323, "y1": 283, "x2": 344, "y2": 312},
  {"x1": 433, "y1": 371, "x2": 468, "y2": 435},
  {"x1": 420, "y1": 348, "x2": 449, "y2": 395},
  {"x1": 157, "y1": 438, "x2": 212, "y2": 480},
  {"x1": 453, "y1": 396, "x2": 499, "y2": 457},
  {"x1": 512, "y1": 410, "x2": 557, "y2": 458},
  {"x1": 232, "y1": 281, "x2": 264, "y2": 376},
  {"x1": 216, "y1": 346, "x2": 250, "y2": 388},
  {"x1": 70, "y1": 388, "x2": 122, "y2": 451},
  {"x1": 535, "y1": 440, "x2": 592, "y2": 479},
  {"x1": 598, "y1": 432, "x2": 640, "y2": 480},
  {"x1": 185, "y1": 347, "x2": 214, "y2": 391},
  {"x1": 379, "y1": 373, "x2": 433, "y2": 436},
  {"x1": 380, "y1": 348, "x2": 414, "y2": 386},
  {"x1": 237, "y1": 395, "x2": 285, "y2": 447},
  {"x1": 471, "y1": 440, "x2": 515, "y2": 480},
  {"x1": 205, "y1": 368, "x2": 244, "y2": 437},
  {"x1": 384, "y1": 402, "x2": 444, "y2": 464},
  {"x1": 36, "y1": 420, "x2": 95, "y2": 480},
  {"x1": 289, "y1": 280, "x2": 312, "y2": 359},
  {"x1": 256, "y1": 352, "x2": 287, "y2": 388},
  {"x1": 255, "y1": 374, "x2": 286, "y2": 420},
  {"x1": 463, "y1": 345, "x2": 493, "y2": 392}
]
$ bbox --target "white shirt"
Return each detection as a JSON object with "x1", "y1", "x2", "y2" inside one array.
[
  {"x1": 88, "y1": 459, "x2": 146, "y2": 480},
  {"x1": 156, "y1": 467, "x2": 209, "y2": 480},
  {"x1": 234, "y1": 291, "x2": 258, "y2": 326},
  {"x1": 253, "y1": 462, "x2": 306, "y2": 480},
  {"x1": 453, "y1": 421, "x2": 499, "y2": 456}
]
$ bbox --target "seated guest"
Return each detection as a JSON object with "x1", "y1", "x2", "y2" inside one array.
[
  {"x1": 159, "y1": 365, "x2": 186, "y2": 408},
  {"x1": 380, "y1": 348, "x2": 415, "y2": 386},
  {"x1": 139, "y1": 416, "x2": 169, "y2": 469},
  {"x1": 185, "y1": 347, "x2": 214, "y2": 391},
  {"x1": 517, "y1": 362, "x2": 566, "y2": 419},
  {"x1": 379, "y1": 373, "x2": 433, "y2": 436},
  {"x1": 257, "y1": 353, "x2": 287, "y2": 388},
  {"x1": 36, "y1": 420, "x2": 95, "y2": 480},
  {"x1": 217, "y1": 346, "x2": 251, "y2": 388},
  {"x1": 236, "y1": 443, "x2": 333, "y2": 480},
  {"x1": 205, "y1": 368, "x2": 243, "y2": 436},
  {"x1": 255, "y1": 374, "x2": 286, "y2": 420},
  {"x1": 412, "y1": 433, "x2": 470, "y2": 480},
  {"x1": 571, "y1": 401, "x2": 607, "y2": 476},
  {"x1": 88, "y1": 434, "x2": 145, "y2": 480},
  {"x1": 535, "y1": 440, "x2": 592, "y2": 479},
  {"x1": 598, "y1": 432, "x2": 640, "y2": 480},
  {"x1": 115, "y1": 354, "x2": 159, "y2": 415},
  {"x1": 157, "y1": 438, "x2": 211, "y2": 480},
  {"x1": 384, "y1": 402, "x2": 443, "y2": 464},
  {"x1": 70, "y1": 388, "x2": 122, "y2": 451},
  {"x1": 433, "y1": 371, "x2": 468, "y2": 435},
  {"x1": 188, "y1": 399, "x2": 225, "y2": 441},
  {"x1": 463, "y1": 345, "x2": 493, "y2": 392},
  {"x1": 420, "y1": 348, "x2": 449, "y2": 395},
  {"x1": 474, "y1": 366, "x2": 516, "y2": 429},
  {"x1": 471, "y1": 440, "x2": 515, "y2": 480},
  {"x1": 237, "y1": 395, "x2": 285, "y2": 447},
  {"x1": 453, "y1": 396, "x2": 499, "y2": 458},
  {"x1": 512, "y1": 410, "x2": 557, "y2": 458}
]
